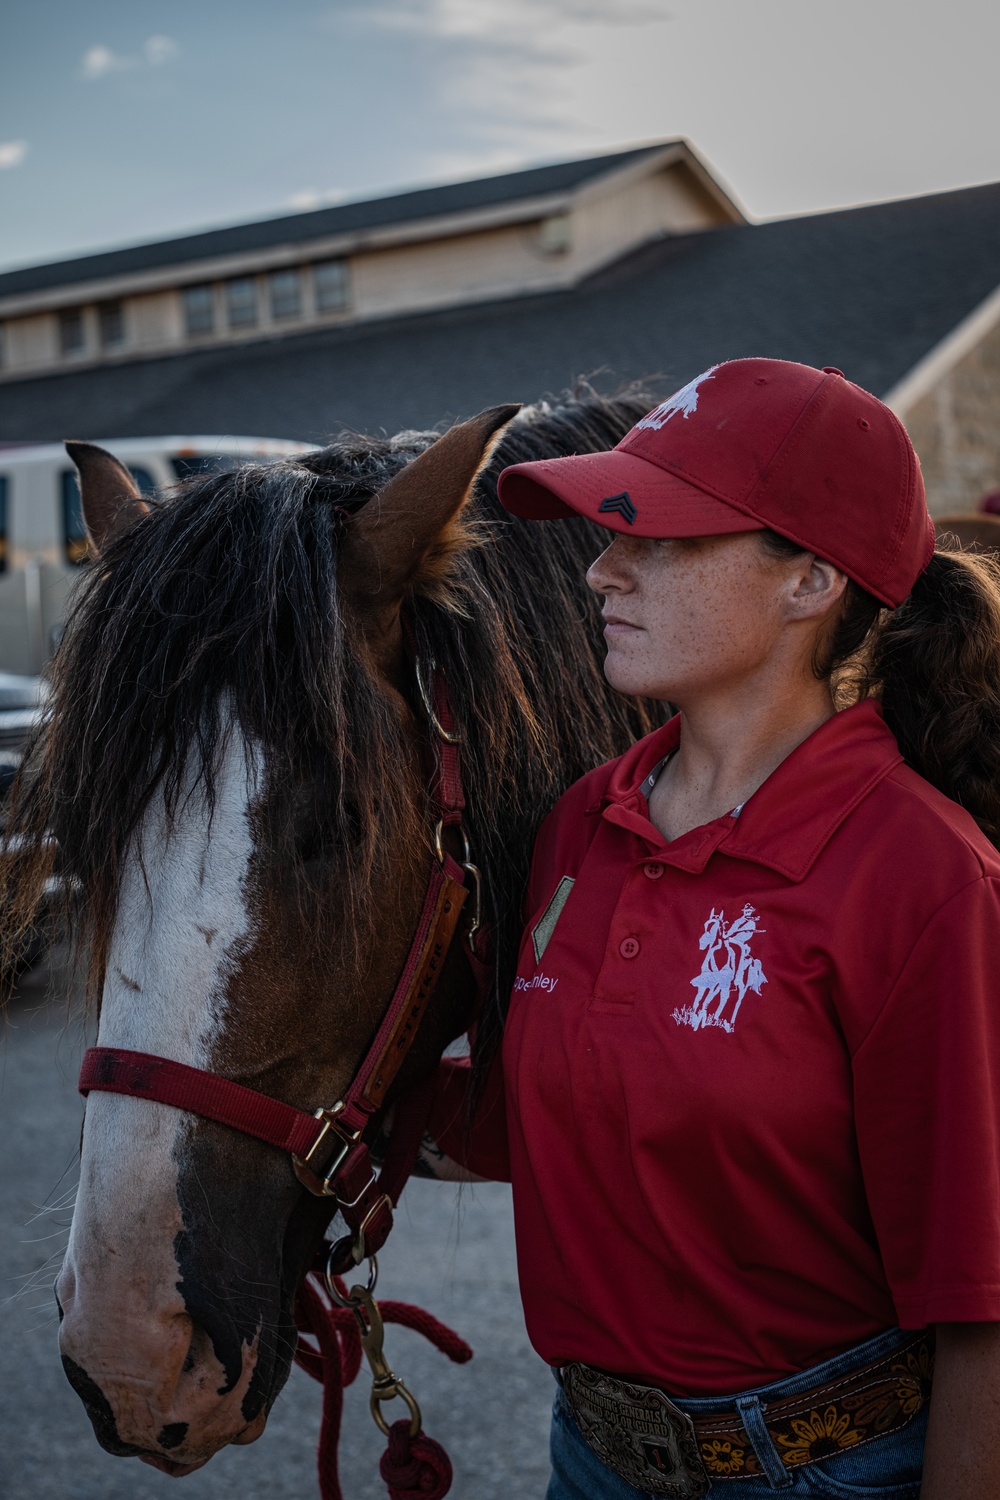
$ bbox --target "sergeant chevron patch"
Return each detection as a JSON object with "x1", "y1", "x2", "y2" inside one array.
[{"x1": 598, "y1": 491, "x2": 637, "y2": 525}]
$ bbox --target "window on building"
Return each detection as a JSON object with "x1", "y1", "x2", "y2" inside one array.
[
  {"x1": 269, "y1": 269, "x2": 302, "y2": 321},
  {"x1": 60, "y1": 470, "x2": 89, "y2": 565},
  {"x1": 98, "y1": 300, "x2": 126, "y2": 349},
  {"x1": 0, "y1": 475, "x2": 8, "y2": 574},
  {"x1": 226, "y1": 278, "x2": 259, "y2": 329},
  {"x1": 183, "y1": 285, "x2": 216, "y2": 337},
  {"x1": 59, "y1": 308, "x2": 86, "y2": 357},
  {"x1": 313, "y1": 260, "x2": 350, "y2": 314}
]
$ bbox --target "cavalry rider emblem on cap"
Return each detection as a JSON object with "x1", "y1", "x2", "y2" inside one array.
[
  {"x1": 635, "y1": 365, "x2": 718, "y2": 431},
  {"x1": 599, "y1": 491, "x2": 638, "y2": 525}
]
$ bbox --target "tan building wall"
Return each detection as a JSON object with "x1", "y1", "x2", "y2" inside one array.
[
  {"x1": 888, "y1": 284, "x2": 1000, "y2": 518},
  {"x1": 905, "y1": 319, "x2": 1000, "y2": 515}
]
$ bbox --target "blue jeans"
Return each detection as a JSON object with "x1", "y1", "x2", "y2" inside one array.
[{"x1": 548, "y1": 1328, "x2": 927, "y2": 1498}]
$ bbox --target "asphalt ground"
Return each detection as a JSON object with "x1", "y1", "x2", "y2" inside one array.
[{"x1": 0, "y1": 949, "x2": 553, "y2": 1500}]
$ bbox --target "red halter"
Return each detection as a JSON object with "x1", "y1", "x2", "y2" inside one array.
[
  {"x1": 78, "y1": 661, "x2": 479, "y2": 1274},
  {"x1": 75, "y1": 656, "x2": 486, "y2": 1499}
]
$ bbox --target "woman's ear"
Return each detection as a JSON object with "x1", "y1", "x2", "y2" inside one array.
[{"x1": 786, "y1": 556, "x2": 848, "y2": 621}]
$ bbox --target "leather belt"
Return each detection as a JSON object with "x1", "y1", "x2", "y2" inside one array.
[{"x1": 560, "y1": 1331, "x2": 933, "y2": 1498}]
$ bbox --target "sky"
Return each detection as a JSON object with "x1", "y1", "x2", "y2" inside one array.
[{"x1": 1, "y1": 0, "x2": 998, "y2": 274}]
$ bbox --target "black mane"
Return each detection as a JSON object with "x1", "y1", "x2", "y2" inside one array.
[{"x1": 3, "y1": 391, "x2": 664, "y2": 1069}]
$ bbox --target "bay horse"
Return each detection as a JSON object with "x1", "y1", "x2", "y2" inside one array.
[{"x1": 1, "y1": 392, "x2": 662, "y2": 1479}]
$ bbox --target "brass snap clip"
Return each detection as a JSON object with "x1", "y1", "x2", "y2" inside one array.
[{"x1": 329, "y1": 1260, "x2": 423, "y2": 1439}]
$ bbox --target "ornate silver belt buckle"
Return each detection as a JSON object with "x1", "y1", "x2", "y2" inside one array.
[{"x1": 561, "y1": 1364, "x2": 710, "y2": 1499}]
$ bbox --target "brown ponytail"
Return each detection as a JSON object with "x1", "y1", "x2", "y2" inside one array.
[
  {"x1": 864, "y1": 546, "x2": 1000, "y2": 846},
  {"x1": 759, "y1": 530, "x2": 1000, "y2": 846}
]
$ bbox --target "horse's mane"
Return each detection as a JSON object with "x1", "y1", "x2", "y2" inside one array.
[{"x1": 2, "y1": 390, "x2": 663, "y2": 1075}]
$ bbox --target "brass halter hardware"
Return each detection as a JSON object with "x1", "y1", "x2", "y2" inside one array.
[
  {"x1": 325, "y1": 1253, "x2": 423, "y2": 1439},
  {"x1": 291, "y1": 1103, "x2": 360, "y2": 1198},
  {"x1": 414, "y1": 656, "x2": 462, "y2": 744}
]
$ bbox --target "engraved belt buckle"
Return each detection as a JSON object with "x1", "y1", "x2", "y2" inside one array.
[{"x1": 561, "y1": 1363, "x2": 710, "y2": 1499}]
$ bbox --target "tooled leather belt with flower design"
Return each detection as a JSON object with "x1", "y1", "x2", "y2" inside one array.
[{"x1": 560, "y1": 1331, "x2": 933, "y2": 1499}]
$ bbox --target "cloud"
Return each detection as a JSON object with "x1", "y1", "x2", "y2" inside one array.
[
  {"x1": 344, "y1": 0, "x2": 674, "y2": 166},
  {"x1": 81, "y1": 45, "x2": 135, "y2": 80},
  {"x1": 81, "y1": 36, "x2": 180, "y2": 80},
  {"x1": 286, "y1": 188, "x2": 348, "y2": 211},
  {"x1": 0, "y1": 140, "x2": 28, "y2": 169},
  {"x1": 144, "y1": 35, "x2": 179, "y2": 66},
  {"x1": 358, "y1": 0, "x2": 671, "y2": 36}
]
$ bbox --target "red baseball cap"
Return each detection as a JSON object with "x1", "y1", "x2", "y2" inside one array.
[{"x1": 498, "y1": 358, "x2": 934, "y2": 607}]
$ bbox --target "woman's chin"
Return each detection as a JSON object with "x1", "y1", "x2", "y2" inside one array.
[{"x1": 603, "y1": 658, "x2": 669, "y2": 702}]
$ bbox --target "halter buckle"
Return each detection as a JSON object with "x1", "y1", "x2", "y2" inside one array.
[{"x1": 292, "y1": 1105, "x2": 360, "y2": 1197}]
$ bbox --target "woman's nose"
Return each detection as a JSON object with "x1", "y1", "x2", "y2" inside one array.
[{"x1": 587, "y1": 539, "x2": 631, "y2": 594}]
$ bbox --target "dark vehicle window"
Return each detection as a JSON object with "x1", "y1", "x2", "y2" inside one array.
[
  {"x1": 0, "y1": 475, "x2": 8, "y2": 573},
  {"x1": 127, "y1": 465, "x2": 156, "y2": 495},
  {"x1": 170, "y1": 453, "x2": 239, "y2": 481},
  {"x1": 61, "y1": 469, "x2": 88, "y2": 566}
]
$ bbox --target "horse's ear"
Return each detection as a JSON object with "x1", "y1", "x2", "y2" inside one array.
[
  {"x1": 340, "y1": 404, "x2": 521, "y2": 616},
  {"x1": 65, "y1": 441, "x2": 150, "y2": 554}
]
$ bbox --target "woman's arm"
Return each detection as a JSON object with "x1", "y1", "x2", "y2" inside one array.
[
  {"x1": 419, "y1": 1050, "x2": 511, "y2": 1182},
  {"x1": 921, "y1": 1322, "x2": 1000, "y2": 1497}
]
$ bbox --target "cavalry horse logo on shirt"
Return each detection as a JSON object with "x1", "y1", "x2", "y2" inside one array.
[{"x1": 673, "y1": 905, "x2": 767, "y2": 1033}]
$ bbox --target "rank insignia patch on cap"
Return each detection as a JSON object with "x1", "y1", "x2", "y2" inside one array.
[{"x1": 599, "y1": 492, "x2": 637, "y2": 524}]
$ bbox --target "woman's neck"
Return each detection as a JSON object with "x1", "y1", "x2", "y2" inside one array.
[{"x1": 647, "y1": 673, "x2": 836, "y2": 843}]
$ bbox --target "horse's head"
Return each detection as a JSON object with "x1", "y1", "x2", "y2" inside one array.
[
  {"x1": 3, "y1": 388, "x2": 662, "y2": 1479},
  {"x1": 31, "y1": 409, "x2": 517, "y2": 1474}
]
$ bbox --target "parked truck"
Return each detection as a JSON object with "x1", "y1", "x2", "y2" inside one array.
[{"x1": 0, "y1": 435, "x2": 314, "y2": 674}]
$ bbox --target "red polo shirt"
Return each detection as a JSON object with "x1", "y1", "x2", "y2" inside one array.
[{"x1": 432, "y1": 701, "x2": 1000, "y2": 1394}]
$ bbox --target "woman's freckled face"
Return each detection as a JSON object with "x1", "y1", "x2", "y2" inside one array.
[{"x1": 586, "y1": 531, "x2": 790, "y2": 703}]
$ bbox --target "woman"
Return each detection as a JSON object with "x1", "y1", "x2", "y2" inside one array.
[{"x1": 429, "y1": 358, "x2": 1000, "y2": 1498}]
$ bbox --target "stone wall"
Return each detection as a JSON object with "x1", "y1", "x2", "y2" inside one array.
[{"x1": 904, "y1": 316, "x2": 1000, "y2": 515}]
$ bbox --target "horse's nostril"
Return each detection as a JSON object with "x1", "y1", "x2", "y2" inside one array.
[
  {"x1": 157, "y1": 1422, "x2": 189, "y2": 1450},
  {"x1": 61, "y1": 1355, "x2": 143, "y2": 1457},
  {"x1": 54, "y1": 1285, "x2": 64, "y2": 1322},
  {"x1": 182, "y1": 1342, "x2": 196, "y2": 1374}
]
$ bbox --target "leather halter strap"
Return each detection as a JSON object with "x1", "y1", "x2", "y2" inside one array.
[{"x1": 79, "y1": 662, "x2": 475, "y2": 1273}]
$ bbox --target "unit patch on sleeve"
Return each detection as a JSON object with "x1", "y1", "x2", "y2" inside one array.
[{"x1": 532, "y1": 875, "x2": 575, "y2": 964}]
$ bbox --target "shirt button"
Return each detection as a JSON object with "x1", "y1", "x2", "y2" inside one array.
[
  {"x1": 644, "y1": 862, "x2": 664, "y2": 880},
  {"x1": 619, "y1": 937, "x2": 640, "y2": 960}
]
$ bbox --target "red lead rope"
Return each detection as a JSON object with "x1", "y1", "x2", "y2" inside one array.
[
  {"x1": 294, "y1": 1273, "x2": 472, "y2": 1500},
  {"x1": 78, "y1": 660, "x2": 481, "y2": 1500}
]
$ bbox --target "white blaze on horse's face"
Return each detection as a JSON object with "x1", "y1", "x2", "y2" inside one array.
[{"x1": 58, "y1": 729, "x2": 265, "y2": 1464}]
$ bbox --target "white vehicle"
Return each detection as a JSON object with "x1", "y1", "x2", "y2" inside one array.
[{"x1": 0, "y1": 436, "x2": 315, "y2": 674}]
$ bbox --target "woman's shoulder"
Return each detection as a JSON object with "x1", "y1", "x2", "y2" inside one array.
[{"x1": 870, "y1": 760, "x2": 1000, "y2": 884}]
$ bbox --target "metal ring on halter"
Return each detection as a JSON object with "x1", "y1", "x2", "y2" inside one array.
[
  {"x1": 370, "y1": 1377, "x2": 422, "y2": 1438},
  {"x1": 324, "y1": 1247, "x2": 378, "y2": 1304},
  {"x1": 414, "y1": 657, "x2": 462, "y2": 745},
  {"x1": 434, "y1": 820, "x2": 471, "y2": 868}
]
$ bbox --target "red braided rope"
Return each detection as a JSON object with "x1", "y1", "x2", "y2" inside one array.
[{"x1": 294, "y1": 1271, "x2": 472, "y2": 1500}]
